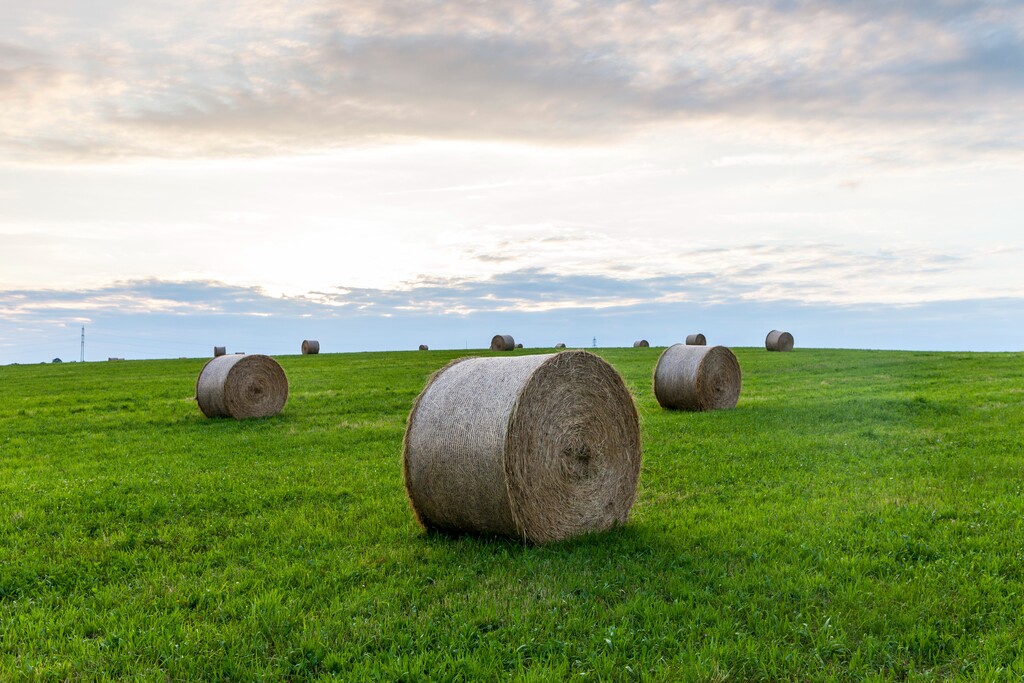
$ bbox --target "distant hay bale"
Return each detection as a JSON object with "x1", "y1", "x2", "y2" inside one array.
[
  {"x1": 765, "y1": 330, "x2": 795, "y2": 352},
  {"x1": 419, "y1": 344, "x2": 429, "y2": 351},
  {"x1": 301, "y1": 339, "x2": 320, "y2": 355},
  {"x1": 555, "y1": 343, "x2": 566, "y2": 349},
  {"x1": 654, "y1": 344, "x2": 742, "y2": 411},
  {"x1": 195, "y1": 354, "x2": 289, "y2": 419},
  {"x1": 515, "y1": 343, "x2": 524, "y2": 349},
  {"x1": 403, "y1": 351, "x2": 642, "y2": 544},
  {"x1": 490, "y1": 334, "x2": 516, "y2": 351},
  {"x1": 633, "y1": 339, "x2": 650, "y2": 348},
  {"x1": 685, "y1": 333, "x2": 707, "y2": 346},
  {"x1": 213, "y1": 346, "x2": 226, "y2": 357}
]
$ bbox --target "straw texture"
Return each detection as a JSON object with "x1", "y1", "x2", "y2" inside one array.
[
  {"x1": 685, "y1": 333, "x2": 707, "y2": 346},
  {"x1": 195, "y1": 354, "x2": 289, "y2": 419},
  {"x1": 490, "y1": 334, "x2": 516, "y2": 351},
  {"x1": 403, "y1": 350, "x2": 642, "y2": 544},
  {"x1": 213, "y1": 346, "x2": 226, "y2": 357},
  {"x1": 419, "y1": 344, "x2": 429, "y2": 351},
  {"x1": 654, "y1": 344, "x2": 742, "y2": 411},
  {"x1": 633, "y1": 339, "x2": 650, "y2": 348},
  {"x1": 765, "y1": 330, "x2": 795, "y2": 352},
  {"x1": 301, "y1": 339, "x2": 320, "y2": 355}
]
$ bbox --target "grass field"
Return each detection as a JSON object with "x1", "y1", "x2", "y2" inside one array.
[{"x1": 2, "y1": 347, "x2": 1024, "y2": 681}]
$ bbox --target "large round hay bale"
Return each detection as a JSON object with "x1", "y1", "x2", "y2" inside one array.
[
  {"x1": 213, "y1": 346, "x2": 226, "y2": 357},
  {"x1": 195, "y1": 354, "x2": 289, "y2": 419},
  {"x1": 301, "y1": 339, "x2": 320, "y2": 355},
  {"x1": 403, "y1": 350, "x2": 642, "y2": 544},
  {"x1": 633, "y1": 339, "x2": 649, "y2": 348},
  {"x1": 765, "y1": 330, "x2": 794, "y2": 352},
  {"x1": 490, "y1": 334, "x2": 515, "y2": 351},
  {"x1": 554, "y1": 343, "x2": 566, "y2": 349},
  {"x1": 654, "y1": 344, "x2": 741, "y2": 411},
  {"x1": 418, "y1": 344, "x2": 429, "y2": 351},
  {"x1": 685, "y1": 333, "x2": 706, "y2": 346}
]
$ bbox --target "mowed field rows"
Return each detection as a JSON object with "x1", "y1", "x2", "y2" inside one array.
[{"x1": 2, "y1": 348, "x2": 1023, "y2": 681}]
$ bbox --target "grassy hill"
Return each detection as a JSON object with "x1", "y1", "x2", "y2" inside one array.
[{"x1": 2, "y1": 347, "x2": 1023, "y2": 681}]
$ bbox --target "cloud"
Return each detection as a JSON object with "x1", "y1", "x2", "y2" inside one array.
[{"x1": 2, "y1": 1, "x2": 1022, "y2": 161}]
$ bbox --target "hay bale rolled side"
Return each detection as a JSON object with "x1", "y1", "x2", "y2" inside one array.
[
  {"x1": 301, "y1": 339, "x2": 320, "y2": 355},
  {"x1": 213, "y1": 346, "x2": 226, "y2": 357},
  {"x1": 490, "y1": 334, "x2": 515, "y2": 351},
  {"x1": 685, "y1": 333, "x2": 707, "y2": 346},
  {"x1": 195, "y1": 354, "x2": 289, "y2": 419},
  {"x1": 419, "y1": 344, "x2": 429, "y2": 351},
  {"x1": 654, "y1": 344, "x2": 741, "y2": 411},
  {"x1": 554, "y1": 343, "x2": 566, "y2": 349},
  {"x1": 765, "y1": 330, "x2": 795, "y2": 352},
  {"x1": 403, "y1": 351, "x2": 642, "y2": 544},
  {"x1": 633, "y1": 339, "x2": 650, "y2": 348},
  {"x1": 515, "y1": 343, "x2": 524, "y2": 349}
]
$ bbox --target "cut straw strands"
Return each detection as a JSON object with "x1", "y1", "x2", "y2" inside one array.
[
  {"x1": 765, "y1": 330, "x2": 795, "y2": 352},
  {"x1": 301, "y1": 339, "x2": 320, "y2": 355},
  {"x1": 490, "y1": 334, "x2": 516, "y2": 351},
  {"x1": 403, "y1": 350, "x2": 642, "y2": 544},
  {"x1": 685, "y1": 333, "x2": 706, "y2": 346},
  {"x1": 419, "y1": 344, "x2": 429, "y2": 351},
  {"x1": 195, "y1": 354, "x2": 289, "y2": 419},
  {"x1": 213, "y1": 346, "x2": 226, "y2": 357},
  {"x1": 633, "y1": 339, "x2": 650, "y2": 348},
  {"x1": 654, "y1": 344, "x2": 742, "y2": 411}
]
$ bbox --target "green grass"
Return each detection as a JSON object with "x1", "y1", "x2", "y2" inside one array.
[{"x1": 2, "y1": 347, "x2": 1024, "y2": 681}]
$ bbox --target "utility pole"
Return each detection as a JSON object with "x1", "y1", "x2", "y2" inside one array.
[{"x1": 80, "y1": 327, "x2": 85, "y2": 363}]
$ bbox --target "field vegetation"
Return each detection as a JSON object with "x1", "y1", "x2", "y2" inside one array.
[{"x1": 2, "y1": 347, "x2": 1023, "y2": 680}]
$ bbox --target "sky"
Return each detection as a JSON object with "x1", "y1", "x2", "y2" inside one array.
[{"x1": 1, "y1": 1, "x2": 1022, "y2": 363}]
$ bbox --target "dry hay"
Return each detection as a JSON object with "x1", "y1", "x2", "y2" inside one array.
[
  {"x1": 195, "y1": 354, "x2": 289, "y2": 419},
  {"x1": 633, "y1": 339, "x2": 650, "y2": 348},
  {"x1": 515, "y1": 343, "x2": 524, "y2": 349},
  {"x1": 403, "y1": 350, "x2": 642, "y2": 544},
  {"x1": 490, "y1": 334, "x2": 516, "y2": 351},
  {"x1": 654, "y1": 344, "x2": 741, "y2": 411},
  {"x1": 685, "y1": 333, "x2": 707, "y2": 346},
  {"x1": 419, "y1": 344, "x2": 429, "y2": 351},
  {"x1": 213, "y1": 346, "x2": 226, "y2": 357},
  {"x1": 765, "y1": 330, "x2": 795, "y2": 352},
  {"x1": 301, "y1": 339, "x2": 320, "y2": 355},
  {"x1": 554, "y1": 343, "x2": 567, "y2": 349}
]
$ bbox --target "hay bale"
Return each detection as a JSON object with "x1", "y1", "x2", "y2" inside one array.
[
  {"x1": 403, "y1": 350, "x2": 641, "y2": 544},
  {"x1": 765, "y1": 330, "x2": 795, "y2": 352},
  {"x1": 633, "y1": 339, "x2": 650, "y2": 348},
  {"x1": 515, "y1": 343, "x2": 524, "y2": 349},
  {"x1": 213, "y1": 346, "x2": 226, "y2": 357},
  {"x1": 555, "y1": 343, "x2": 566, "y2": 349},
  {"x1": 301, "y1": 339, "x2": 320, "y2": 355},
  {"x1": 195, "y1": 354, "x2": 289, "y2": 419},
  {"x1": 654, "y1": 344, "x2": 741, "y2": 411},
  {"x1": 419, "y1": 344, "x2": 429, "y2": 351},
  {"x1": 685, "y1": 333, "x2": 706, "y2": 346},
  {"x1": 490, "y1": 334, "x2": 515, "y2": 351}
]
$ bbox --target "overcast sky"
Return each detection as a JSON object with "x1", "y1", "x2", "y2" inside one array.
[{"x1": 2, "y1": 1, "x2": 1022, "y2": 363}]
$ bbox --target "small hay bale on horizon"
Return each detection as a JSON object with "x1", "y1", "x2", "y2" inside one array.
[
  {"x1": 195, "y1": 354, "x2": 289, "y2": 420},
  {"x1": 403, "y1": 351, "x2": 642, "y2": 544},
  {"x1": 654, "y1": 344, "x2": 742, "y2": 411},
  {"x1": 419, "y1": 344, "x2": 429, "y2": 351},
  {"x1": 490, "y1": 334, "x2": 516, "y2": 351},
  {"x1": 685, "y1": 333, "x2": 706, "y2": 346},
  {"x1": 765, "y1": 330, "x2": 795, "y2": 352},
  {"x1": 633, "y1": 339, "x2": 650, "y2": 348},
  {"x1": 301, "y1": 339, "x2": 320, "y2": 355},
  {"x1": 554, "y1": 343, "x2": 566, "y2": 349},
  {"x1": 213, "y1": 346, "x2": 226, "y2": 357}
]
